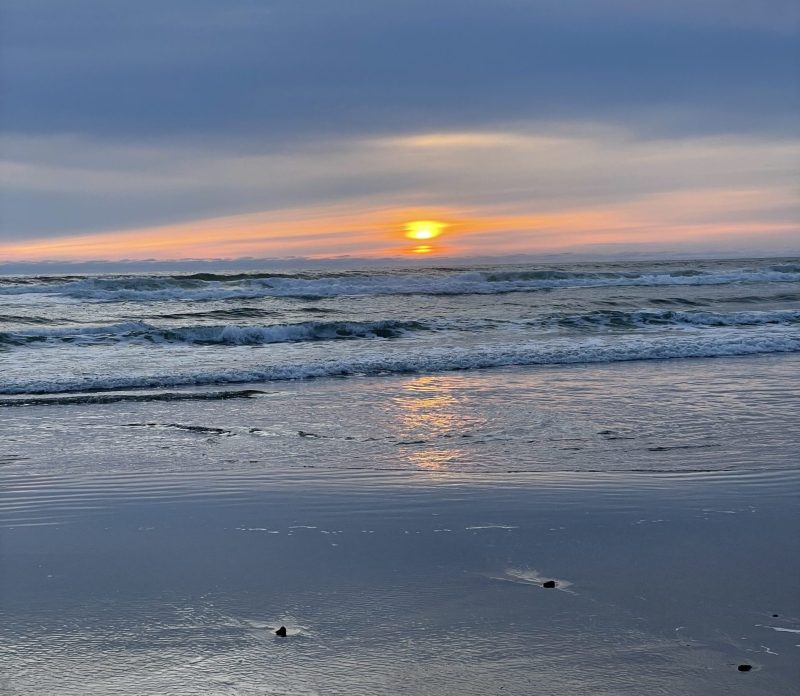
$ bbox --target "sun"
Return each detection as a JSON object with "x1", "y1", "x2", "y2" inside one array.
[{"x1": 404, "y1": 220, "x2": 446, "y2": 241}]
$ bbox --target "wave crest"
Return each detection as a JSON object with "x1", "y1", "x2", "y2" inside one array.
[
  {"x1": 0, "y1": 319, "x2": 421, "y2": 347},
  {"x1": 3, "y1": 329, "x2": 798, "y2": 395},
  {"x1": 3, "y1": 309, "x2": 800, "y2": 347}
]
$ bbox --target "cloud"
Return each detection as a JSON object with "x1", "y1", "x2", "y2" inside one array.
[
  {"x1": 1, "y1": 182, "x2": 796, "y2": 262},
  {"x1": 2, "y1": 0, "x2": 797, "y2": 144},
  {"x1": 1, "y1": 1, "x2": 797, "y2": 259},
  {"x1": 2, "y1": 124, "x2": 797, "y2": 243}
]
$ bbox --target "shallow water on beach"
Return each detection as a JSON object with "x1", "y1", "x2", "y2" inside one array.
[{"x1": 1, "y1": 354, "x2": 799, "y2": 486}]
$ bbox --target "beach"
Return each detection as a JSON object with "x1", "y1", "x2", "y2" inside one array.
[
  {"x1": 4, "y1": 0, "x2": 799, "y2": 691},
  {"x1": 1, "y1": 260, "x2": 799, "y2": 694}
]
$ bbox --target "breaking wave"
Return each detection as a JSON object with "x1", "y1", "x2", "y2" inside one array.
[
  {"x1": 544, "y1": 308, "x2": 800, "y2": 330},
  {"x1": 0, "y1": 319, "x2": 422, "y2": 347},
  {"x1": 0, "y1": 389, "x2": 267, "y2": 408},
  {"x1": 3, "y1": 328, "x2": 799, "y2": 395},
  {"x1": 3, "y1": 309, "x2": 800, "y2": 347}
]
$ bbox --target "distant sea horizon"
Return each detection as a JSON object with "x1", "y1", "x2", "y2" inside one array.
[{"x1": 3, "y1": 248, "x2": 800, "y2": 275}]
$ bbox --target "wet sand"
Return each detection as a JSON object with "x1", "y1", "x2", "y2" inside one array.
[{"x1": 2, "y1": 467, "x2": 798, "y2": 695}]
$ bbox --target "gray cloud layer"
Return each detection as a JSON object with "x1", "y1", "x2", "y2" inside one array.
[{"x1": 3, "y1": 0, "x2": 798, "y2": 142}]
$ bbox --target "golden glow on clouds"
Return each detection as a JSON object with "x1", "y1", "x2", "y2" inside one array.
[
  {"x1": 385, "y1": 132, "x2": 527, "y2": 148},
  {"x1": 0, "y1": 189, "x2": 796, "y2": 263},
  {"x1": 1, "y1": 126, "x2": 798, "y2": 261}
]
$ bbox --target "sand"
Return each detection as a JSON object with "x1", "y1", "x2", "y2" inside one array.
[{"x1": 1, "y1": 467, "x2": 798, "y2": 695}]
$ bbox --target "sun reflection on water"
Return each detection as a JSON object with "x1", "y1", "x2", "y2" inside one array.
[
  {"x1": 392, "y1": 376, "x2": 480, "y2": 472},
  {"x1": 407, "y1": 449, "x2": 461, "y2": 471}
]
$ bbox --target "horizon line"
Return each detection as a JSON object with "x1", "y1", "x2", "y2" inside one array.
[{"x1": 2, "y1": 249, "x2": 799, "y2": 275}]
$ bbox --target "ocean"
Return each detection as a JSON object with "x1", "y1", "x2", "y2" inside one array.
[
  {"x1": 1, "y1": 257, "x2": 799, "y2": 694},
  {"x1": 2, "y1": 257, "x2": 799, "y2": 397}
]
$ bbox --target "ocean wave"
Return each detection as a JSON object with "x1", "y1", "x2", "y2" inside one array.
[
  {"x1": 545, "y1": 308, "x2": 800, "y2": 330},
  {"x1": 151, "y1": 307, "x2": 282, "y2": 321},
  {"x1": 0, "y1": 389, "x2": 267, "y2": 407},
  {"x1": 147, "y1": 306, "x2": 338, "y2": 320},
  {"x1": 3, "y1": 309, "x2": 800, "y2": 347},
  {"x1": 0, "y1": 319, "x2": 423, "y2": 347},
  {"x1": 0, "y1": 314, "x2": 68, "y2": 325},
  {"x1": 1, "y1": 265, "x2": 799, "y2": 301},
  {"x1": 3, "y1": 329, "x2": 798, "y2": 395}
]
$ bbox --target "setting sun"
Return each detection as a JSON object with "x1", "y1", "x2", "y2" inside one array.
[{"x1": 404, "y1": 220, "x2": 446, "y2": 240}]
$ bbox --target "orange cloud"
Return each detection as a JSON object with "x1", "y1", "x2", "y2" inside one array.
[{"x1": 1, "y1": 187, "x2": 796, "y2": 262}]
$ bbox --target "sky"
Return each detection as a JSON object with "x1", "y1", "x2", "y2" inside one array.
[{"x1": 1, "y1": 0, "x2": 798, "y2": 264}]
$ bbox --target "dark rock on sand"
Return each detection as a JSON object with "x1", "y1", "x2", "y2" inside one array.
[
  {"x1": 737, "y1": 664, "x2": 752, "y2": 672},
  {"x1": 772, "y1": 613, "x2": 779, "y2": 617},
  {"x1": 275, "y1": 626, "x2": 287, "y2": 637},
  {"x1": 542, "y1": 580, "x2": 557, "y2": 588}
]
